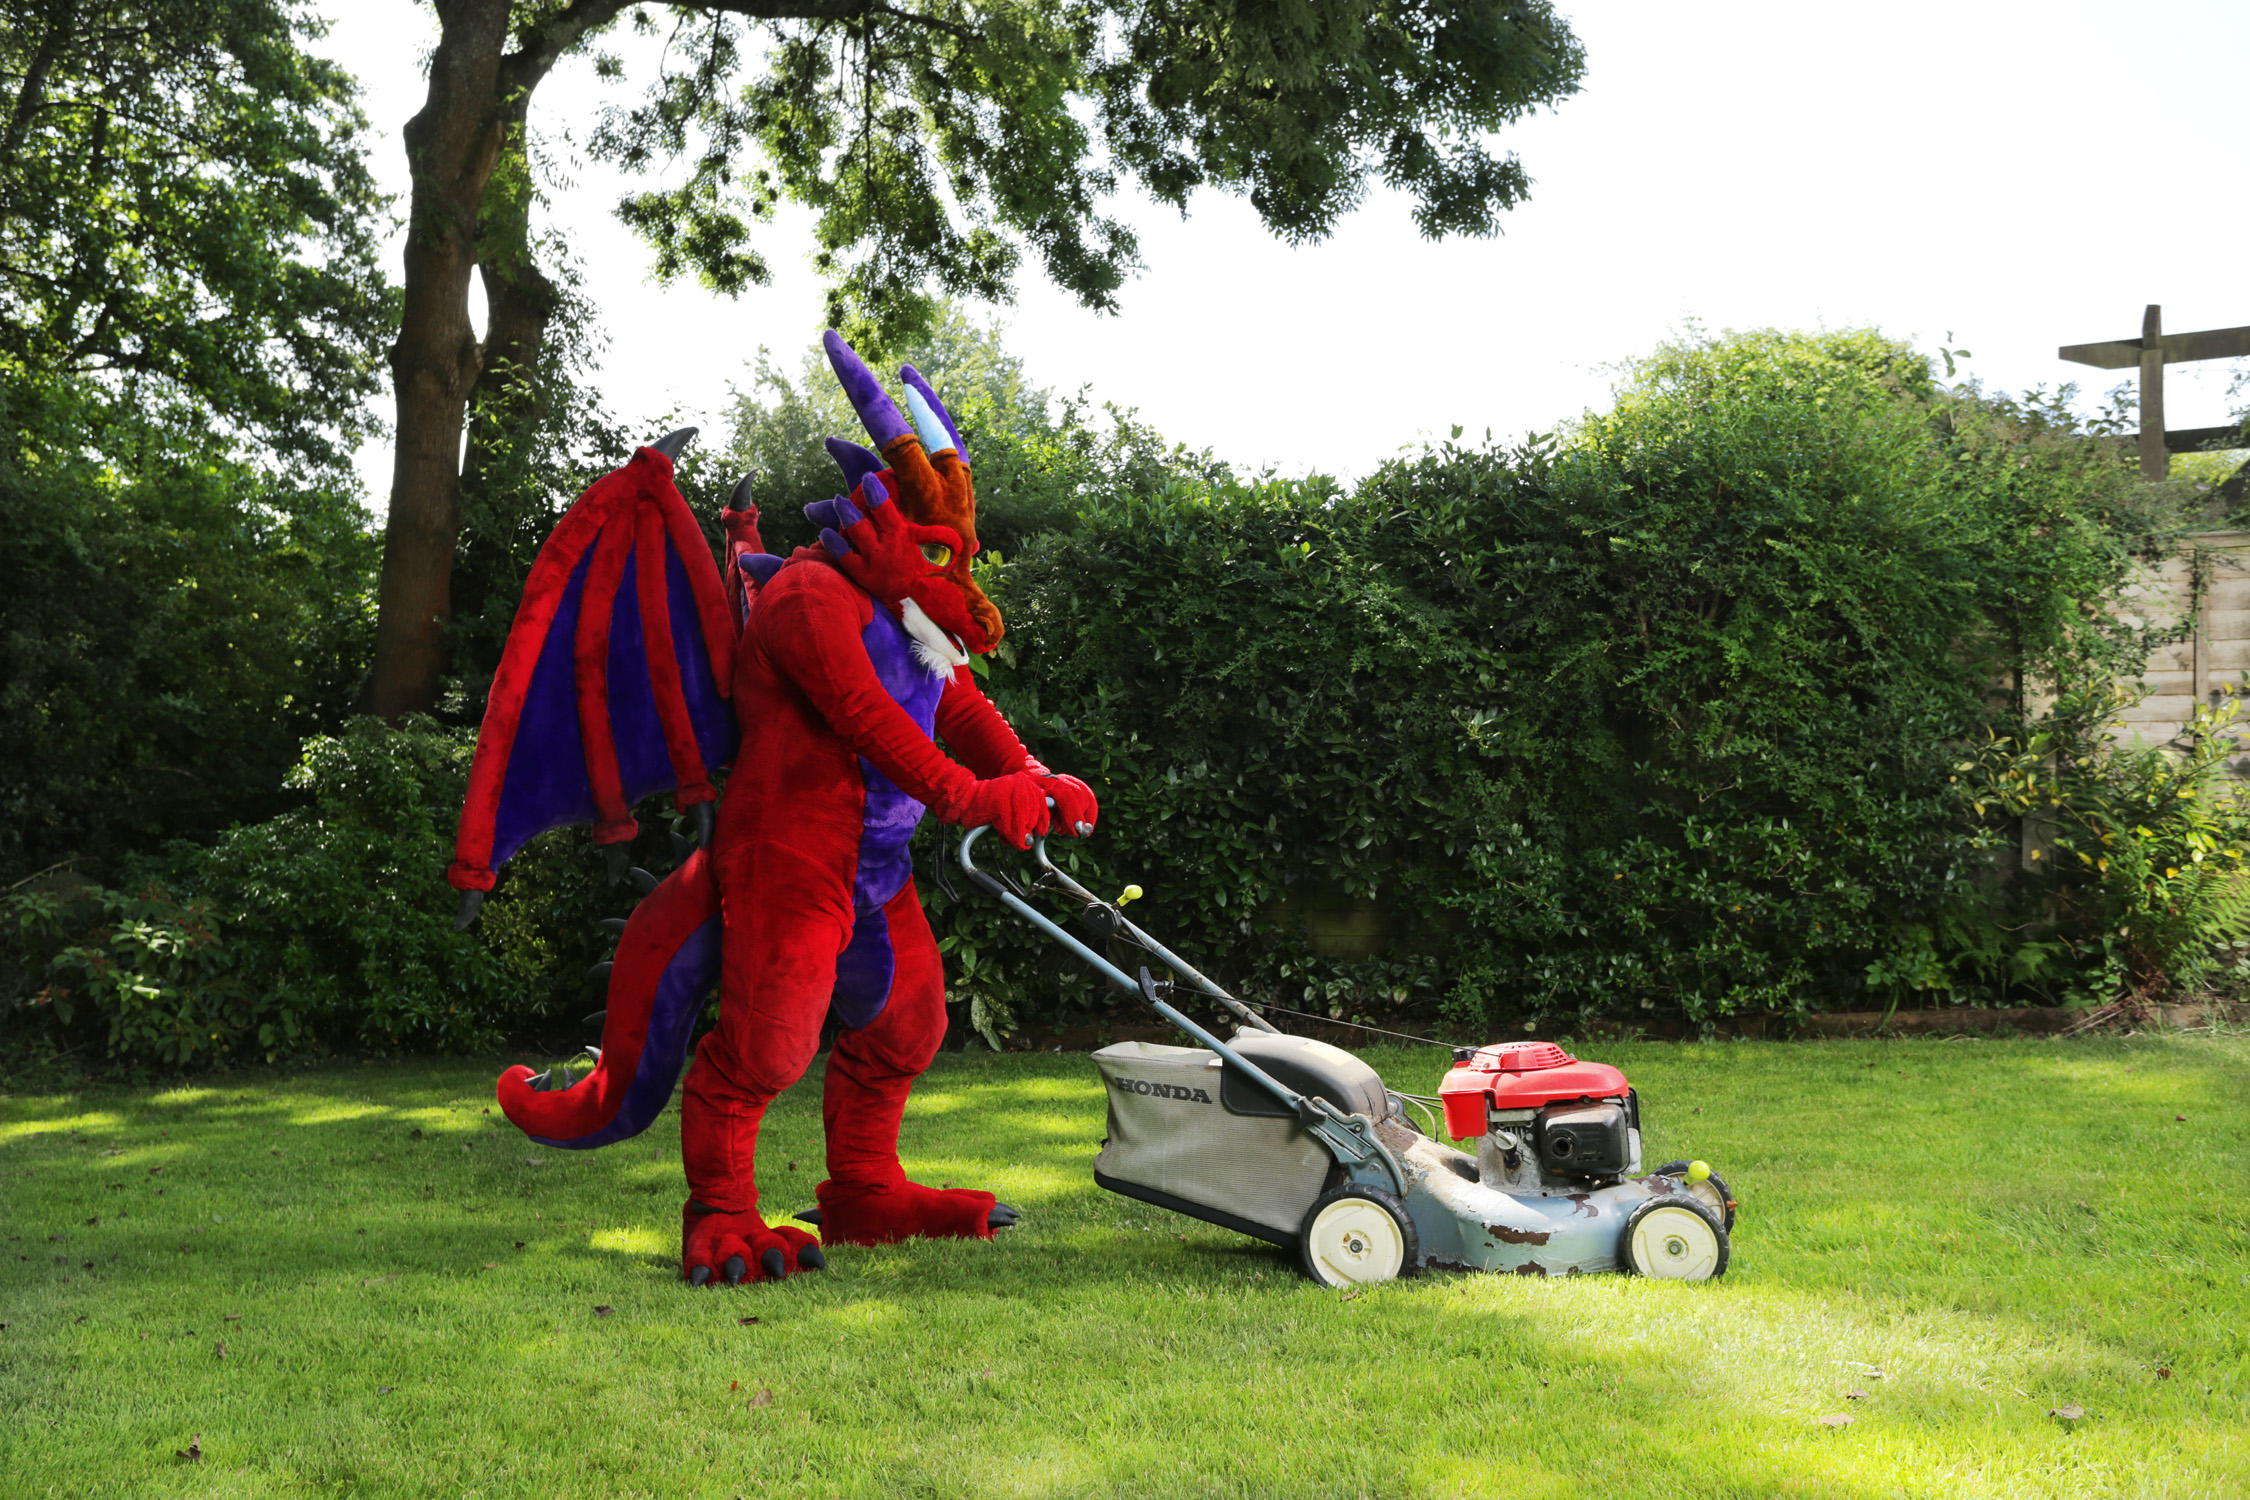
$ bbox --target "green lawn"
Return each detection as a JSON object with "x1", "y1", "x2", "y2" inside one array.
[{"x1": 2, "y1": 1034, "x2": 2245, "y2": 1499}]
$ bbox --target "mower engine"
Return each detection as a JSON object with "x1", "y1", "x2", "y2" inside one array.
[
  {"x1": 1365, "y1": 1039, "x2": 1735, "y2": 1281},
  {"x1": 1438, "y1": 1042, "x2": 1641, "y2": 1191}
]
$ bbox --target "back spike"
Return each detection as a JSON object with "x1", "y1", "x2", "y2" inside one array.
[{"x1": 647, "y1": 427, "x2": 697, "y2": 460}]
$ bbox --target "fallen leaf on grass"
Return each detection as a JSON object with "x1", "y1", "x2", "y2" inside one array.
[
  {"x1": 1845, "y1": 1389, "x2": 1870, "y2": 1401},
  {"x1": 175, "y1": 1435, "x2": 201, "y2": 1463},
  {"x1": 513, "y1": 1241, "x2": 526, "y2": 1250},
  {"x1": 2157, "y1": 1367, "x2": 2172, "y2": 1380},
  {"x1": 525, "y1": 1158, "x2": 546, "y2": 1168},
  {"x1": 731, "y1": 1380, "x2": 739, "y2": 1390},
  {"x1": 1816, "y1": 1414, "x2": 1854, "y2": 1428},
  {"x1": 85, "y1": 1216, "x2": 99, "y2": 1226},
  {"x1": 2176, "y1": 1114, "x2": 2187, "y2": 1122},
  {"x1": 593, "y1": 1305, "x2": 613, "y2": 1318},
  {"x1": 361, "y1": 1274, "x2": 398, "y2": 1287},
  {"x1": 978, "y1": 1368, "x2": 995, "y2": 1380},
  {"x1": 748, "y1": 1388, "x2": 774, "y2": 1408},
  {"x1": 738, "y1": 1316, "x2": 761, "y2": 1326},
  {"x1": 214, "y1": 1341, "x2": 227, "y2": 1360},
  {"x1": 377, "y1": 1386, "x2": 394, "y2": 1395},
  {"x1": 483, "y1": 1262, "x2": 498, "y2": 1270},
  {"x1": 223, "y1": 1314, "x2": 240, "y2": 1324},
  {"x1": 2049, "y1": 1404, "x2": 2085, "y2": 1422}
]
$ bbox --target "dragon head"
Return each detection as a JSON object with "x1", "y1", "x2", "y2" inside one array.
[{"x1": 812, "y1": 331, "x2": 1003, "y2": 663}]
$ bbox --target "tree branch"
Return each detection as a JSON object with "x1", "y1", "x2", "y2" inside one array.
[{"x1": 2, "y1": 1, "x2": 76, "y2": 171}]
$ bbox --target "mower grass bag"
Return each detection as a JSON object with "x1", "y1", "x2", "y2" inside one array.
[{"x1": 1091, "y1": 1036, "x2": 1381, "y2": 1243}]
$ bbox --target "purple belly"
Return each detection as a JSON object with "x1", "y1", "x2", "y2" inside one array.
[{"x1": 832, "y1": 607, "x2": 946, "y2": 1026}]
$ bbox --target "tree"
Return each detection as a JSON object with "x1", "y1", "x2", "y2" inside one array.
[
  {"x1": 0, "y1": 0, "x2": 392, "y2": 464},
  {"x1": 366, "y1": 0, "x2": 1588, "y2": 717},
  {"x1": 0, "y1": 1, "x2": 398, "y2": 879}
]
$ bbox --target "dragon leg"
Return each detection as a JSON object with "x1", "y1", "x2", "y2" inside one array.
[
  {"x1": 812, "y1": 880, "x2": 1013, "y2": 1245},
  {"x1": 676, "y1": 842, "x2": 852, "y2": 1285}
]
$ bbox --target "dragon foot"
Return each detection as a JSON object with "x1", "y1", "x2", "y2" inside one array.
[
  {"x1": 681, "y1": 1200, "x2": 825, "y2": 1287},
  {"x1": 804, "y1": 1178, "x2": 1017, "y2": 1246}
]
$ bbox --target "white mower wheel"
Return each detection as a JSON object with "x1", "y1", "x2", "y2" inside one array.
[
  {"x1": 1297, "y1": 1185, "x2": 1420, "y2": 1288},
  {"x1": 1623, "y1": 1196, "x2": 1728, "y2": 1281},
  {"x1": 1652, "y1": 1160, "x2": 1737, "y2": 1232}
]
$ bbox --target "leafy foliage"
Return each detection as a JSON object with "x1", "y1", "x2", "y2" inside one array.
[
  {"x1": 1962, "y1": 686, "x2": 2250, "y2": 1004},
  {"x1": 0, "y1": 378, "x2": 378, "y2": 883},
  {"x1": 926, "y1": 329, "x2": 2180, "y2": 1037},
  {"x1": 0, "y1": 0, "x2": 392, "y2": 464},
  {"x1": 592, "y1": 0, "x2": 1584, "y2": 347}
]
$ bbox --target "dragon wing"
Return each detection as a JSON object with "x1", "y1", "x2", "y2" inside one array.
[{"x1": 449, "y1": 437, "x2": 740, "y2": 906}]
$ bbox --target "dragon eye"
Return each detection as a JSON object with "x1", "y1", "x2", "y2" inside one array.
[{"x1": 918, "y1": 542, "x2": 954, "y2": 567}]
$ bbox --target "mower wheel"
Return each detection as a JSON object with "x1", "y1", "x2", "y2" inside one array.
[
  {"x1": 1622, "y1": 1195, "x2": 1728, "y2": 1281},
  {"x1": 1298, "y1": 1185, "x2": 1419, "y2": 1288},
  {"x1": 1653, "y1": 1160, "x2": 1736, "y2": 1232}
]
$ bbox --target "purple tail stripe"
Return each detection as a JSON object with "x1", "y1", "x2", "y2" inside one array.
[{"x1": 528, "y1": 917, "x2": 720, "y2": 1150}]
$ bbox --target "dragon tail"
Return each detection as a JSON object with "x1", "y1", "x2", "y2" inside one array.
[{"x1": 496, "y1": 851, "x2": 721, "y2": 1150}]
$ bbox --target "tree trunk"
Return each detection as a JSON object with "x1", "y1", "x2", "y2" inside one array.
[
  {"x1": 365, "y1": 0, "x2": 645, "y2": 718},
  {"x1": 363, "y1": 0, "x2": 517, "y2": 719}
]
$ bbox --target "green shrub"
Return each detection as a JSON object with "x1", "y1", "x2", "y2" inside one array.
[
  {"x1": 1, "y1": 717, "x2": 637, "y2": 1072},
  {"x1": 931, "y1": 329, "x2": 2174, "y2": 1036}
]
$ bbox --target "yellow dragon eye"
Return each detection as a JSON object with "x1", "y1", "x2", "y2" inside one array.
[{"x1": 918, "y1": 542, "x2": 954, "y2": 567}]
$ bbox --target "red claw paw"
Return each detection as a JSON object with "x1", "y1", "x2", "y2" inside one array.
[
  {"x1": 680, "y1": 1200, "x2": 826, "y2": 1286},
  {"x1": 813, "y1": 1178, "x2": 1006, "y2": 1246}
]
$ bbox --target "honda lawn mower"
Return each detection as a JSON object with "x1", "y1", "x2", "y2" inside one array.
[{"x1": 958, "y1": 825, "x2": 1737, "y2": 1288}]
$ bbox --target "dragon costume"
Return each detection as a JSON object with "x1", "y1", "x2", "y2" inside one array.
[{"x1": 448, "y1": 333, "x2": 1098, "y2": 1285}]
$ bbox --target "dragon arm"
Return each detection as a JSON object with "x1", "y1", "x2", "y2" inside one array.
[
  {"x1": 760, "y1": 563, "x2": 1029, "y2": 827},
  {"x1": 934, "y1": 671, "x2": 1036, "y2": 777},
  {"x1": 935, "y1": 670, "x2": 1099, "y2": 832}
]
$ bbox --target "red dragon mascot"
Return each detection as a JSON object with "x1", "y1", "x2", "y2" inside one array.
[{"x1": 447, "y1": 332, "x2": 1098, "y2": 1286}]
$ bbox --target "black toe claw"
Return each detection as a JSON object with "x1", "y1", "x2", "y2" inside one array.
[
  {"x1": 690, "y1": 802, "x2": 715, "y2": 849},
  {"x1": 604, "y1": 843, "x2": 631, "y2": 885},
  {"x1": 689, "y1": 1264, "x2": 712, "y2": 1286},
  {"x1": 797, "y1": 1244, "x2": 826, "y2": 1270},
  {"x1": 794, "y1": 1208, "x2": 822, "y2": 1226},
  {"x1": 988, "y1": 1203, "x2": 1020, "y2": 1229},
  {"x1": 455, "y1": 889, "x2": 484, "y2": 931},
  {"x1": 722, "y1": 1255, "x2": 746, "y2": 1286},
  {"x1": 761, "y1": 1247, "x2": 786, "y2": 1281}
]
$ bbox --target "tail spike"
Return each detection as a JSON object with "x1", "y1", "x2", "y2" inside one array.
[
  {"x1": 628, "y1": 866, "x2": 660, "y2": 896},
  {"x1": 604, "y1": 844, "x2": 632, "y2": 886}
]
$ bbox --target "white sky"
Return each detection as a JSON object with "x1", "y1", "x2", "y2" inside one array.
[{"x1": 319, "y1": 1, "x2": 2250, "y2": 505}]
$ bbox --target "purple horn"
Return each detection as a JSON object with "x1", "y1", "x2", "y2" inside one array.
[{"x1": 822, "y1": 330, "x2": 912, "y2": 452}]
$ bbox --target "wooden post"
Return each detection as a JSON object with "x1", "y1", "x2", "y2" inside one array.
[{"x1": 2139, "y1": 305, "x2": 2168, "y2": 482}]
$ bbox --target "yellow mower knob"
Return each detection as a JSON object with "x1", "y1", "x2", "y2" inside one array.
[
  {"x1": 1118, "y1": 885, "x2": 1143, "y2": 906},
  {"x1": 1686, "y1": 1160, "x2": 1712, "y2": 1184}
]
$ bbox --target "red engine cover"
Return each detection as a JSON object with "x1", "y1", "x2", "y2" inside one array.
[{"x1": 1438, "y1": 1042, "x2": 1630, "y2": 1140}]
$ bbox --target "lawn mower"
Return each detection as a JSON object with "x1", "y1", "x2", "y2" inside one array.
[{"x1": 957, "y1": 824, "x2": 1736, "y2": 1287}]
